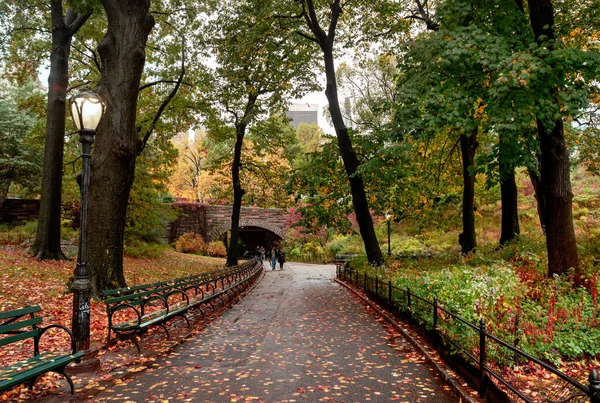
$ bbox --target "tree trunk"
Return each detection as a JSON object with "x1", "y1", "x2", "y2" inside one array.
[
  {"x1": 499, "y1": 170, "x2": 520, "y2": 246},
  {"x1": 321, "y1": 45, "x2": 383, "y2": 265},
  {"x1": 32, "y1": 4, "x2": 88, "y2": 260},
  {"x1": 459, "y1": 128, "x2": 478, "y2": 254},
  {"x1": 226, "y1": 123, "x2": 247, "y2": 267},
  {"x1": 527, "y1": 0, "x2": 580, "y2": 283},
  {"x1": 87, "y1": 0, "x2": 154, "y2": 296},
  {"x1": 527, "y1": 166, "x2": 546, "y2": 232},
  {"x1": 498, "y1": 133, "x2": 520, "y2": 245}
]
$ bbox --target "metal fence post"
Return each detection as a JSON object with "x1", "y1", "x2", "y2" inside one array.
[
  {"x1": 355, "y1": 269, "x2": 359, "y2": 286},
  {"x1": 375, "y1": 276, "x2": 379, "y2": 299},
  {"x1": 433, "y1": 296, "x2": 438, "y2": 348},
  {"x1": 479, "y1": 318, "x2": 487, "y2": 398},
  {"x1": 364, "y1": 272, "x2": 368, "y2": 293},
  {"x1": 388, "y1": 280, "x2": 392, "y2": 309},
  {"x1": 433, "y1": 296, "x2": 438, "y2": 329},
  {"x1": 407, "y1": 287, "x2": 411, "y2": 316},
  {"x1": 590, "y1": 369, "x2": 600, "y2": 403}
]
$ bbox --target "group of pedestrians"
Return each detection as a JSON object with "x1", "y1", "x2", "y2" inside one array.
[{"x1": 256, "y1": 246, "x2": 285, "y2": 270}]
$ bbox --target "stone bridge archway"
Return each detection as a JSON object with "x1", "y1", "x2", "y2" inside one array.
[
  {"x1": 205, "y1": 219, "x2": 285, "y2": 242},
  {"x1": 167, "y1": 203, "x2": 290, "y2": 245}
]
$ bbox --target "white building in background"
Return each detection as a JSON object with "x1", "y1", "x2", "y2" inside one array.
[{"x1": 286, "y1": 103, "x2": 319, "y2": 129}]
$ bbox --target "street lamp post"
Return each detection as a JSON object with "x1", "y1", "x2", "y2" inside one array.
[
  {"x1": 385, "y1": 212, "x2": 392, "y2": 257},
  {"x1": 69, "y1": 90, "x2": 105, "y2": 353}
]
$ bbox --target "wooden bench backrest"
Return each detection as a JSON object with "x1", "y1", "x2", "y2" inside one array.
[{"x1": 0, "y1": 305, "x2": 42, "y2": 348}]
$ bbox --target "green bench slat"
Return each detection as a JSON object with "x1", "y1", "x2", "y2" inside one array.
[
  {"x1": 1, "y1": 352, "x2": 64, "y2": 376},
  {"x1": 0, "y1": 330, "x2": 40, "y2": 347},
  {"x1": 0, "y1": 352, "x2": 83, "y2": 390},
  {"x1": 0, "y1": 306, "x2": 84, "y2": 395},
  {"x1": 0, "y1": 317, "x2": 43, "y2": 335},
  {"x1": 0, "y1": 306, "x2": 41, "y2": 321}
]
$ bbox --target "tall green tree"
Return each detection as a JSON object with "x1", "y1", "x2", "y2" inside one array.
[
  {"x1": 526, "y1": 0, "x2": 580, "y2": 282},
  {"x1": 33, "y1": 2, "x2": 90, "y2": 259},
  {"x1": 86, "y1": 0, "x2": 201, "y2": 294},
  {"x1": 2, "y1": 0, "x2": 91, "y2": 259},
  {"x1": 279, "y1": 0, "x2": 407, "y2": 265},
  {"x1": 202, "y1": 1, "x2": 318, "y2": 266}
]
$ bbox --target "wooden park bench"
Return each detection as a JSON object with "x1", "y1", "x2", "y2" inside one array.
[
  {"x1": 102, "y1": 258, "x2": 263, "y2": 353},
  {"x1": 0, "y1": 306, "x2": 83, "y2": 395}
]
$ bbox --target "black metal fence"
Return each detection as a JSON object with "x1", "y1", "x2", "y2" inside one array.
[{"x1": 336, "y1": 263, "x2": 600, "y2": 403}]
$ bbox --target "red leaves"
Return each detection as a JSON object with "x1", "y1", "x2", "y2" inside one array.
[{"x1": 0, "y1": 244, "x2": 222, "y2": 369}]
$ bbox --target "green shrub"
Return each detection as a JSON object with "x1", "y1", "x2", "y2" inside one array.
[
  {"x1": 124, "y1": 240, "x2": 166, "y2": 258},
  {"x1": 175, "y1": 232, "x2": 205, "y2": 254},
  {"x1": 0, "y1": 220, "x2": 37, "y2": 245},
  {"x1": 12, "y1": 221, "x2": 37, "y2": 234},
  {"x1": 289, "y1": 248, "x2": 301, "y2": 260},
  {"x1": 352, "y1": 253, "x2": 600, "y2": 366},
  {"x1": 325, "y1": 235, "x2": 363, "y2": 255}
]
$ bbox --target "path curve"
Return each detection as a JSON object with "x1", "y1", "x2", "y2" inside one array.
[{"x1": 92, "y1": 262, "x2": 457, "y2": 402}]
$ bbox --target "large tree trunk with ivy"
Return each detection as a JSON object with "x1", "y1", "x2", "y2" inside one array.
[
  {"x1": 459, "y1": 128, "x2": 478, "y2": 254},
  {"x1": 86, "y1": 0, "x2": 154, "y2": 296},
  {"x1": 527, "y1": 0, "x2": 580, "y2": 283},
  {"x1": 321, "y1": 46, "x2": 383, "y2": 265},
  {"x1": 32, "y1": 3, "x2": 89, "y2": 260}
]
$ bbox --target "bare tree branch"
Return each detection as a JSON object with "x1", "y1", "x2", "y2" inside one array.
[
  {"x1": 138, "y1": 38, "x2": 187, "y2": 154},
  {"x1": 139, "y1": 80, "x2": 192, "y2": 91}
]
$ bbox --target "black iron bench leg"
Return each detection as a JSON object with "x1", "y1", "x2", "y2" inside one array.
[
  {"x1": 56, "y1": 367, "x2": 76, "y2": 394},
  {"x1": 28, "y1": 375, "x2": 39, "y2": 390},
  {"x1": 181, "y1": 314, "x2": 191, "y2": 328},
  {"x1": 159, "y1": 324, "x2": 170, "y2": 339},
  {"x1": 117, "y1": 332, "x2": 142, "y2": 355}
]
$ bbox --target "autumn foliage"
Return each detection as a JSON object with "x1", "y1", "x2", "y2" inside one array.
[{"x1": 0, "y1": 245, "x2": 223, "y2": 369}]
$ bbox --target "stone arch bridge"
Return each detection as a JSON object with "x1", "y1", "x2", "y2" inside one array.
[{"x1": 167, "y1": 203, "x2": 291, "y2": 251}]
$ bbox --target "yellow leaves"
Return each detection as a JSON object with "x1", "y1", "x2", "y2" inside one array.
[{"x1": 473, "y1": 99, "x2": 487, "y2": 120}]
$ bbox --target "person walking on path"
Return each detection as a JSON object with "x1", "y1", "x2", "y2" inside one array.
[
  {"x1": 270, "y1": 248, "x2": 277, "y2": 270},
  {"x1": 277, "y1": 249, "x2": 286, "y2": 270}
]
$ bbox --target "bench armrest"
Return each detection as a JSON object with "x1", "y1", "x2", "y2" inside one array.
[
  {"x1": 38, "y1": 324, "x2": 78, "y2": 354},
  {"x1": 166, "y1": 289, "x2": 190, "y2": 307},
  {"x1": 109, "y1": 303, "x2": 142, "y2": 329}
]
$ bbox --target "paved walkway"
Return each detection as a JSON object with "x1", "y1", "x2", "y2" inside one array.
[{"x1": 91, "y1": 262, "x2": 457, "y2": 402}]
